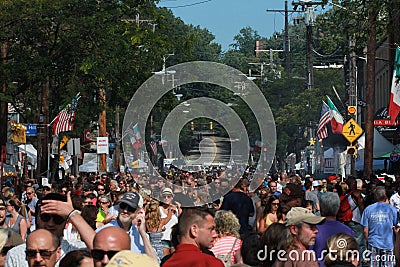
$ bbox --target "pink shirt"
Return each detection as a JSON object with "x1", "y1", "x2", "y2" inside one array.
[{"x1": 210, "y1": 235, "x2": 242, "y2": 264}]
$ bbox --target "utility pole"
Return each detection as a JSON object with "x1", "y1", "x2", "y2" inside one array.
[
  {"x1": 364, "y1": 5, "x2": 378, "y2": 179},
  {"x1": 0, "y1": 44, "x2": 7, "y2": 148},
  {"x1": 348, "y1": 36, "x2": 357, "y2": 176},
  {"x1": 37, "y1": 77, "x2": 49, "y2": 182},
  {"x1": 266, "y1": 1, "x2": 299, "y2": 72},
  {"x1": 304, "y1": 7, "x2": 316, "y2": 89},
  {"x1": 99, "y1": 87, "x2": 107, "y2": 172},
  {"x1": 284, "y1": 0, "x2": 290, "y2": 73},
  {"x1": 115, "y1": 105, "x2": 120, "y2": 172},
  {"x1": 291, "y1": 1, "x2": 328, "y2": 89},
  {"x1": 43, "y1": 77, "x2": 49, "y2": 180},
  {"x1": 0, "y1": 43, "x2": 7, "y2": 184},
  {"x1": 121, "y1": 12, "x2": 156, "y2": 33}
]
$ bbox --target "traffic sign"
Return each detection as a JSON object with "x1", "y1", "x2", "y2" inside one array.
[{"x1": 342, "y1": 118, "x2": 363, "y2": 143}]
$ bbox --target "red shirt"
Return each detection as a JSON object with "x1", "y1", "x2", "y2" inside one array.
[{"x1": 163, "y1": 244, "x2": 224, "y2": 267}]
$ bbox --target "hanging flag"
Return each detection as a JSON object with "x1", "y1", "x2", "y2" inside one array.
[
  {"x1": 160, "y1": 137, "x2": 168, "y2": 147},
  {"x1": 125, "y1": 123, "x2": 143, "y2": 150},
  {"x1": 51, "y1": 93, "x2": 80, "y2": 136},
  {"x1": 150, "y1": 141, "x2": 158, "y2": 155},
  {"x1": 326, "y1": 96, "x2": 344, "y2": 134},
  {"x1": 254, "y1": 140, "x2": 263, "y2": 151},
  {"x1": 388, "y1": 47, "x2": 400, "y2": 125},
  {"x1": 317, "y1": 101, "x2": 330, "y2": 140},
  {"x1": 10, "y1": 121, "x2": 26, "y2": 143}
]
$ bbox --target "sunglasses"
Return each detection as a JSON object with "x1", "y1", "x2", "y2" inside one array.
[
  {"x1": 119, "y1": 202, "x2": 136, "y2": 213},
  {"x1": 272, "y1": 202, "x2": 280, "y2": 206},
  {"x1": 26, "y1": 192, "x2": 33, "y2": 195},
  {"x1": 91, "y1": 249, "x2": 119, "y2": 261},
  {"x1": 39, "y1": 213, "x2": 65, "y2": 225},
  {"x1": 61, "y1": 190, "x2": 67, "y2": 193},
  {"x1": 1, "y1": 246, "x2": 14, "y2": 255},
  {"x1": 99, "y1": 201, "x2": 109, "y2": 205},
  {"x1": 26, "y1": 249, "x2": 58, "y2": 259},
  {"x1": 43, "y1": 187, "x2": 51, "y2": 191},
  {"x1": 97, "y1": 188, "x2": 105, "y2": 191}
]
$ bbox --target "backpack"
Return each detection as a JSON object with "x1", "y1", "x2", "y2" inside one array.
[
  {"x1": 337, "y1": 192, "x2": 357, "y2": 223},
  {"x1": 216, "y1": 238, "x2": 238, "y2": 267}
]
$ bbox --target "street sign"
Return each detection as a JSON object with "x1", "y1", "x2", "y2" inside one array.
[
  {"x1": 347, "y1": 106, "x2": 357, "y2": 115},
  {"x1": 97, "y1": 137, "x2": 109, "y2": 154},
  {"x1": 342, "y1": 118, "x2": 363, "y2": 143},
  {"x1": 26, "y1": 124, "x2": 38, "y2": 136}
]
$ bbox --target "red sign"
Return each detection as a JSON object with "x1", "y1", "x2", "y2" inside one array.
[
  {"x1": 84, "y1": 129, "x2": 97, "y2": 142},
  {"x1": 374, "y1": 119, "x2": 400, "y2": 126}
]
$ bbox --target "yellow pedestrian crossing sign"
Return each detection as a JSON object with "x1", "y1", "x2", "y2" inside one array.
[{"x1": 342, "y1": 118, "x2": 363, "y2": 143}]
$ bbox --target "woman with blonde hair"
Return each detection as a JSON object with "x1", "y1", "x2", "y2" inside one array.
[
  {"x1": 159, "y1": 188, "x2": 179, "y2": 256},
  {"x1": 24, "y1": 186, "x2": 38, "y2": 232},
  {"x1": 211, "y1": 210, "x2": 243, "y2": 265},
  {"x1": 324, "y1": 233, "x2": 360, "y2": 267},
  {"x1": 5, "y1": 199, "x2": 28, "y2": 241},
  {"x1": 145, "y1": 198, "x2": 164, "y2": 260}
]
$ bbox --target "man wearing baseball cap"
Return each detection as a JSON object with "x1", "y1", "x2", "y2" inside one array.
[
  {"x1": 274, "y1": 207, "x2": 325, "y2": 267},
  {"x1": 96, "y1": 192, "x2": 157, "y2": 262}
]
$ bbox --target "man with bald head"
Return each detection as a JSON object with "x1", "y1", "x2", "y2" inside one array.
[
  {"x1": 92, "y1": 226, "x2": 130, "y2": 267},
  {"x1": 25, "y1": 229, "x2": 61, "y2": 267}
]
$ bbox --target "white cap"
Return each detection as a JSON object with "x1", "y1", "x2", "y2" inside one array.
[{"x1": 312, "y1": 180, "x2": 321, "y2": 187}]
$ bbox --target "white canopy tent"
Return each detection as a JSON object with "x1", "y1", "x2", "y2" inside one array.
[
  {"x1": 79, "y1": 157, "x2": 113, "y2": 173},
  {"x1": 18, "y1": 144, "x2": 37, "y2": 169},
  {"x1": 355, "y1": 128, "x2": 396, "y2": 170}
]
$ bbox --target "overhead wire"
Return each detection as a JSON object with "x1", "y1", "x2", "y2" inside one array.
[{"x1": 160, "y1": 0, "x2": 212, "y2": 9}]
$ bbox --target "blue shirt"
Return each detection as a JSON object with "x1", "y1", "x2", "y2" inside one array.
[
  {"x1": 96, "y1": 220, "x2": 146, "y2": 254},
  {"x1": 311, "y1": 220, "x2": 354, "y2": 267},
  {"x1": 361, "y1": 202, "x2": 398, "y2": 249}
]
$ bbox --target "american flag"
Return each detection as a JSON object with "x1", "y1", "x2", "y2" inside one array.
[
  {"x1": 317, "y1": 101, "x2": 331, "y2": 140},
  {"x1": 150, "y1": 141, "x2": 158, "y2": 155},
  {"x1": 51, "y1": 93, "x2": 80, "y2": 136}
]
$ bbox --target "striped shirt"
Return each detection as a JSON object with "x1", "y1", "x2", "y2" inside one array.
[{"x1": 210, "y1": 236, "x2": 242, "y2": 264}]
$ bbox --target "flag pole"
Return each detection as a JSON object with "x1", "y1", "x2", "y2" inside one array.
[
  {"x1": 332, "y1": 86, "x2": 346, "y2": 111},
  {"x1": 49, "y1": 93, "x2": 81, "y2": 126}
]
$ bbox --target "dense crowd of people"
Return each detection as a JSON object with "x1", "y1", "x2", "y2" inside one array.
[{"x1": 0, "y1": 167, "x2": 400, "y2": 267}]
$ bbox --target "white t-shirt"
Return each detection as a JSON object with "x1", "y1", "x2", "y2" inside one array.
[
  {"x1": 390, "y1": 192, "x2": 400, "y2": 212},
  {"x1": 159, "y1": 206, "x2": 178, "y2": 241}
]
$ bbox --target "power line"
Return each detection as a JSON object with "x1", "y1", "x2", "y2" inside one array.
[{"x1": 161, "y1": 0, "x2": 212, "y2": 8}]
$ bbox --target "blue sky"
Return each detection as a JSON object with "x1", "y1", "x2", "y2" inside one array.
[{"x1": 157, "y1": 0, "x2": 288, "y2": 51}]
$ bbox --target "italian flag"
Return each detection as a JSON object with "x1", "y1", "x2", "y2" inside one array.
[
  {"x1": 388, "y1": 47, "x2": 400, "y2": 125},
  {"x1": 327, "y1": 96, "x2": 344, "y2": 134}
]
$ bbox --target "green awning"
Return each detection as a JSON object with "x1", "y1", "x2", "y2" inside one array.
[{"x1": 374, "y1": 151, "x2": 400, "y2": 159}]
